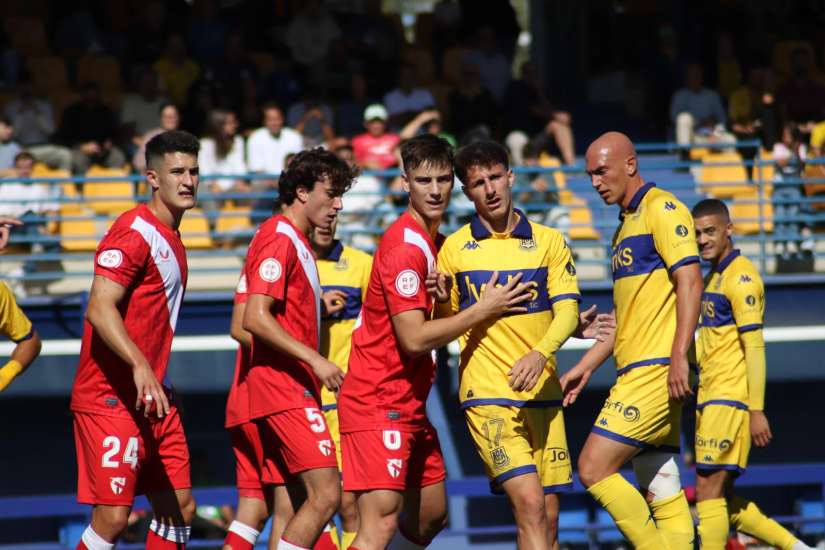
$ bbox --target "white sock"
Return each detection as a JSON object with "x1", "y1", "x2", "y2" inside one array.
[
  {"x1": 150, "y1": 518, "x2": 191, "y2": 543},
  {"x1": 81, "y1": 526, "x2": 115, "y2": 550},
  {"x1": 277, "y1": 538, "x2": 310, "y2": 550},
  {"x1": 792, "y1": 541, "x2": 813, "y2": 550},
  {"x1": 227, "y1": 520, "x2": 261, "y2": 545},
  {"x1": 387, "y1": 525, "x2": 428, "y2": 549}
]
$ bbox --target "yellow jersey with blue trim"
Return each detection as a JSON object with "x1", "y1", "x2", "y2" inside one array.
[
  {"x1": 611, "y1": 183, "x2": 700, "y2": 374},
  {"x1": 0, "y1": 280, "x2": 33, "y2": 344},
  {"x1": 697, "y1": 250, "x2": 763, "y2": 409},
  {"x1": 317, "y1": 241, "x2": 373, "y2": 410},
  {"x1": 437, "y1": 210, "x2": 581, "y2": 409}
]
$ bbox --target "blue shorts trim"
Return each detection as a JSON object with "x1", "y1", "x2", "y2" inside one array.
[
  {"x1": 490, "y1": 464, "x2": 538, "y2": 494},
  {"x1": 461, "y1": 399, "x2": 563, "y2": 410},
  {"x1": 697, "y1": 400, "x2": 748, "y2": 410},
  {"x1": 321, "y1": 404, "x2": 338, "y2": 411},
  {"x1": 616, "y1": 359, "x2": 699, "y2": 376},
  {"x1": 544, "y1": 482, "x2": 574, "y2": 494},
  {"x1": 668, "y1": 256, "x2": 700, "y2": 273},
  {"x1": 696, "y1": 463, "x2": 746, "y2": 475},
  {"x1": 14, "y1": 329, "x2": 34, "y2": 344},
  {"x1": 591, "y1": 426, "x2": 680, "y2": 455},
  {"x1": 738, "y1": 324, "x2": 763, "y2": 333}
]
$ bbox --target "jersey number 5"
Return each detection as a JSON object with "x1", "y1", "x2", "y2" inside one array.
[
  {"x1": 102, "y1": 436, "x2": 139, "y2": 469},
  {"x1": 304, "y1": 408, "x2": 327, "y2": 433}
]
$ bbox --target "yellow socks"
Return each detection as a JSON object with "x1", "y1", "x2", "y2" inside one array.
[
  {"x1": 697, "y1": 498, "x2": 729, "y2": 550},
  {"x1": 729, "y1": 496, "x2": 797, "y2": 550},
  {"x1": 650, "y1": 491, "x2": 695, "y2": 550},
  {"x1": 588, "y1": 473, "x2": 665, "y2": 550},
  {"x1": 330, "y1": 525, "x2": 341, "y2": 550},
  {"x1": 341, "y1": 531, "x2": 357, "y2": 549}
]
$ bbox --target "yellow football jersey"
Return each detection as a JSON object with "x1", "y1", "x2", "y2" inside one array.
[
  {"x1": 437, "y1": 210, "x2": 581, "y2": 408},
  {"x1": 697, "y1": 250, "x2": 764, "y2": 409},
  {"x1": 317, "y1": 241, "x2": 372, "y2": 409},
  {"x1": 0, "y1": 281, "x2": 33, "y2": 344},
  {"x1": 611, "y1": 183, "x2": 700, "y2": 374}
]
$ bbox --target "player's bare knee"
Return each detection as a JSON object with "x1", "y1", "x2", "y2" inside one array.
[
  {"x1": 511, "y1": 492, "x2": 546, "y2": 527},
  {"x1": 577, "y1": 456, "x2": 602, "y2": 489},
  {"x1": 339, "y1": 493, "x2": 359, "y2": 526},
  {"x1": 420, "y1": 508, "x2": 448, "y2": 539},
  {"x1": 93, "y1": 506, "x2": 130, "y2": 539}
]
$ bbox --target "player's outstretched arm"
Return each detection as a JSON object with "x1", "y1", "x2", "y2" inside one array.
[
  {"x1": 244, "y1": 293, "x2": 344, "y2": 392},
  {"x1": 229, "y1": 302, "x2": 252, "y2": 350},
  {"x1": 85, "y1": 275, "x2": 170, "y2": 418},
  {"x1": 668, "y1": 262, "x2": 703, "y2": 404},
  {"x1": 574, "y1": 304, "x2": 616, "y2": 341},
  {"x1": 559, "y1": 308, "x2": 616, "y2": 407},
  {"x1": 393, "y1": 271, "x2": 532, "y2": 358}
]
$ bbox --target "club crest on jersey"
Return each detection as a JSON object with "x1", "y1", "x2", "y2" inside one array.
[
  {"x1": 461, "y1": 240, "x2": 482, "y2": 251},
  {"x1": 259, "y1": 259, "x2": 282, "y2": 282},
  {"x1": 395, "y1": 270, "x2": 420, "y2": 297},
  {"x1": 334, "y1": 258, "x2": 349, "y2": 271},
  {"x1": 318, "y1": 440, "x2": 333, "y2": 456},
  {"x1": 237, "y1": 274, "x2": 248, "y2": 293},
  {"x1": 490, "y1": 447, "x2": 510, "y2": 469},
  {"x1": 387, "y1": 458, "x2": 403, "y2": 478},
  {"x1": 631, "y1": 204, "x2": 644, "y2": 221},
  {"x1": 739, "y1": 275, "x2": 752, "y2": 284},
  {"x1": 110, "y1": 477, "x2": 126, "y2": 495},
  {"x1": 519, "y1": 237, "x2": 538, "y2": 252},
  {"x1": 98, "y1": 249, "x2": 123, "y2": 268}
]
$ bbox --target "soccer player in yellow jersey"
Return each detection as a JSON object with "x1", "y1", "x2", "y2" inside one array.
[
  {"x1": 311, "y1": 217, "x2": 373, "y2": 550},
  {"x1": 691, "y1": 199, "x2": 812, "y2": 550},
  {"x1": 432, "y1": 142, "x2": 605, "y2": 550},
  {"x1": 561, "y1": 132, "x2": 704, "y2": 550},
  {"x1": 0, "y1": 278, "x2": 42, "y2": 393}
]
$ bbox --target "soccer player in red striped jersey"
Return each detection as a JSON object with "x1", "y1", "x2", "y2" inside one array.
[
  {"x1": 338, "y1": 134, "x2": 534, "y2": 550},
  {"x1": 71, "y1": 131, "x2": 201, "y2": 550},
  {"x1": 241, "y1": 148, "x2": 359, "y2": 550}
]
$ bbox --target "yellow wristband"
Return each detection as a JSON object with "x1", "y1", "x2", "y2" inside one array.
[{"x1": 0, "y1": 360, "x2": 24, "y2": 393}]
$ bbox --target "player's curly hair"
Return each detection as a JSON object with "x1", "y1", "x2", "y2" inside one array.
[
  {"x1": 400, "y1": 133, "x2": 455, "y2": 175},
  {"x1": 145, "y1": 131, "x2": 201, "y2": 171},
  {"x1": 454, "y1": 141, "x2": 510, "y2": 185},
  {"x1": 278, "y1": 147, "x2": 360, "y2": 205}
]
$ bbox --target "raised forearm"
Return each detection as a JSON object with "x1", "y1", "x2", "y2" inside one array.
[
  {"x1": 243, "y1": 306, "x2": 320, "y2": 365},
  {"x1": 574, "y1": 329, "x2": 614, "y2": 372},
  {"x1": 533, "y1": 299, "x2": 578, "y2": 359},
  {"x1": 11, "y1": 330, "x2": 41, "y2": 371},
  {"x1": 396, "y1": 304, "x2": 493, "y2": 357}
]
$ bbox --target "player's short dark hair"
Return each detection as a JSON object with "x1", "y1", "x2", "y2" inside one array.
[
  {"x1": 400, "y1": 134, "x2": 454, "y2": 175},
  {"x1": 692, "y1": 199, "x2": 730, "y2": 223},
  {"x1": 14, "y1": 151, "x2": 34, "y2": 165},
  {"x1": 277, "y1": 147, "x2": 359, "y2": 206},
  {"x1": 145, "y1": 130, "x2": 201, "y2": 171},
  {"x1": 454, "y1": 141, "x2": 510, "y2": 184}
]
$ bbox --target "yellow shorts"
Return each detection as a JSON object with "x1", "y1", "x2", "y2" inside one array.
[
  {"x1": 464, "y1": 404, "x2": 573, "y2": 495},
  {"x1": 322, "y1": 406, "x2": 342, "y2": 471},
  {"x1": 592, "y1": 364, "x2": 696, "y2": 454},
  {"x1": 695, "y1": 404, "x2": 750, "y2": 474}
]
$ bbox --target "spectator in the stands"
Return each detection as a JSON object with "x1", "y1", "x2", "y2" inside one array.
[
  {"x1": 199, "y1": 110, "x2": 248, "y2": 219},
  {"x1": 132, "y1": 104, "x2": 181, "y2": 173},
  {"x1": 462, "y1": 26, "x2": 513, "y2": 103},
  {"x1": 670, "y1": 62, "x2": 736, "y2": 150},
  {"x1": 153, "y1": 33, "x2": 201, "y2": 107},
  {"x1": 459, "y1": 0, "x2": 520, "y2": 63},
  {"x1": 0, "y1": 116, "x2": 21, "y2": 177},
  {"x1": 3, "y1": 73, "x2": 72, "y2": 172},
  {"x1": 343, "y1": 0, "x2": 400, "y2": 54},
  {"x1": 185, "y1": 0, "x2": 228, "y2": 64},
  {"x1": 503, "y1": 60, "x2": 576, "y2": 165},
  {"x1": 728, "y1": 65, "x2": 776, "y2": 165},
  {"x1": 448, "y1": 61, "x2": 498, "y2": 145},
  {"x1": 120, "y1": 69, "x2": 169, "y2": 159},
  {"x1": 287, "y1": 90, "x2": 336, "y2": 147},
  {"x1": 776, "y1": 47, "x2": 825, "y2": 137},
  {"x1": 383, "y1": 63, "x2": 436, "y2": 131},
  {"x1": 207, "y1": 32, "x2": 259, "y2": 112},
  {"x1": 400, "y1": 109, "x2": 457, "y2": 147},
  {"x1": 338, "y1": 73, "x2": 378, "y2": 139},
  {"x1": 351, "y1": 104, "x2": 401, "y2": 170},
  {"x1": 61, "y1": 82, "x2": 126, "y2": 174},
  {"x1": 772, "y1": 122, "x2": 815, "y2": 259},
  {"x1": 182, "y1": 80, "x2": 216, "y2": 139},
  {"x1": 247, "y1": 102, "x2": 304, "y2": 178},
  {"x1": 513, "y1": 142, "x2": 567, "y2": 236},
  {"x1": 286, "y1": 0, "x2": 342, "y2": 82}
]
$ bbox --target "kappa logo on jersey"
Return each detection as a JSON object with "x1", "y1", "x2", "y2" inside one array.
[
  {"x1": 703, "y1": 455, "x2": 714, "y2": 462},
  {"x1": 259, "y1": 258, "x2": 282, "y2": 282},
  {"x1": 318, "y1": 440, "x2": 333, "y2": 456},
  {"x1": 518, "y1": 236, "x2": 538, "y2": 252},
  {"x1": 663, "y1": 201, "x2": 677, "y2": 212},
  {"x1": 598, "y1": 418, "x2": 609, "y2": 427},
  {"x1": 745, "y1": 295, "x2": 756, "y2": 306},
  {"x1": 461, "y1": 240, "x2": 482, "y2": 251},
  {"x1": 675, "y1": 225, "x2": 689, "y2": 237},
  {"x1": 98, "y1": 249, "x2": 123, "y2": 268},
  {"x1": 395, "y1": 270, "x2": 420, "y2": 297},
  {"x1": 387, "y1": 458, "x2": 403, "y2": 478},
  {"x1": 110, "y1": 477, "x2": 126, "y2": 495},
  {"x1": 739, "y1": 275, "x2": 753, "y2": 284},
  {"x1": 334, "y1": 258, "x2": 349, "y2": 271},
  {"x1": 237, "y1": 274, "x2": 248, "y2": 293}
]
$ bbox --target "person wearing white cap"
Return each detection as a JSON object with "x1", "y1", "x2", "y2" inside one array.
[{"x1": 351, "y1": 104, "x2": 402, "y2": 171}]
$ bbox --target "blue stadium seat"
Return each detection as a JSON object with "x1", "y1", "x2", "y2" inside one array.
[
  {"x1": 558, "y1": 508, "x2": 590, "y2": 545},
  {"x1": 799, "y1": 489, "x2": 825, "y2": 536}
]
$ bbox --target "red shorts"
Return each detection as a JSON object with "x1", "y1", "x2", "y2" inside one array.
[
  {"x1": 255, "y1": 407, "x2": 338, "y2": 483},
  {"x1": 73, "y1": 410, "x2": 190, "y2": 506},
  {"x1": 229, "y1": 422, "x2": 279, "y2": 500},
  {"x1": 341, "y1": 424, "x2": 446, "y2": 491}
]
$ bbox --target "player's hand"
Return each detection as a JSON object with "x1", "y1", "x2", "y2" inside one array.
[
  {"x1": 749, "y1": 410, "x2": 772, "y2": 449},
  {"x1": 0, "y1": 217, "x2": 23, "y2": 251},
  {"x1": 576, "y1": 305, "x2": 616, "y2": 341},
  {"x1": 310, "y1": 356, "x2": 345, "y2": 392},
  {"x1": 667, "y1": 353, "x2": 694, "y2": 404},
  {"x1": 321, "y1": 289, "x2": 348, "y2": 318},
  {"x1": 560, "y1": 364, "x2": 592, "y2": 407},
  {"x1": 425, "y1": 269, "x2": 453, "y2": 303},
  {"x1": 509, "y1": 351, "x2": 546, "y2": 392},
  {"x1": 478, "y1": 271, "x2": 532, "y2": 318},
  {"x1": 133, "y1": 363, "x2": 170, "y2": 419}
]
